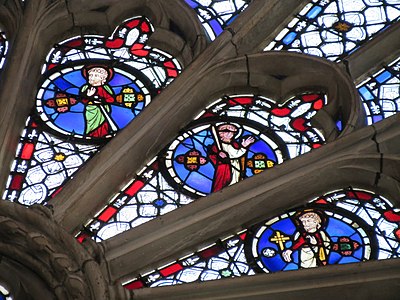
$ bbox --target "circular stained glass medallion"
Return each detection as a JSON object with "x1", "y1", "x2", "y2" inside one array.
[
  {"x1": 164, "y1": 119, "x2": 288, "y2": 197},
  {"x1": 36, "y1": 63, "x2": 152, "y2": 141},
  {"x1": 246, "y1": 206, "x2": 374, "y2": 273}
]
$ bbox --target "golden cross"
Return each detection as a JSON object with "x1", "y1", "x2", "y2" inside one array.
[{"x1": 270, "y1": 231, "x2": 290, "y2": 250}]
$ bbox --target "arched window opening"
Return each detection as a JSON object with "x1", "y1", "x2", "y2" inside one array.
[
  {"x1": 265, "y1": 0, "x2": 400, "y2": 62},
  {"x1": 3, "y1": 16, "x2": 181, "y2": 206},
  {"x1": 123, "y1": 187, "x2": 400, "y2": 289},
  {"x1": 79, "y1": 93, "x2": 327, "y2": 242},
  {"x1": 358, "y1": 56, "x2": 400, "y2": 124},
  {"x1": 185, "y1": 0, "x2": 251, "y2": 40}
]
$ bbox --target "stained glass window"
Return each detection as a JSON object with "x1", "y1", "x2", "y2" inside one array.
[
  {"x1": 184, "y1": 0, "x2": 251, "y2": 40},
  {"x1": 123, "y1": 188, "x2": 400, "y2": 289},
  {"x1": 80, "y1": 93, "x2": 327, "y2": 242},
  {"x1": 265, "y1": 0, "x2": 400, "y2": 61},
  {"x1": 3, "y1": 17, "x2": 181, "y2": 206},
  {"x1": 358, "y1": 56, "x2": 400, "y2": 124},
  {"x1": 0, "y1": 284, "x2": 12, "y2": 300},
  {"x1": 0, "y1": 31, "x2": 7, "y2": 70}
]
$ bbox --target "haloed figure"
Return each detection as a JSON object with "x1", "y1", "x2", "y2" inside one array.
[
  {"x1": 208, "y1": 123, "x2": 255, "y2": 192},
  {"x1": 282, "y1": 210, "x2": 331, "y2": 268},
  {"x1": 80, "y1": 66, "x2": 116, "y2": 137}
]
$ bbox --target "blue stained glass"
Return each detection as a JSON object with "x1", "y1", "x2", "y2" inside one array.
[
  {"x1": 185, "y1": 0, "x2": 197, "y2": 9},
  {"x1": 54, "y1": 112, "x2": 85, "y2": 134},
  {"x1": 109, "y1": 73, "x2": 137, "y2": 87},
  {"x1": 209, "y1": 20, "x2": 223, "y2": 36},
  {"x1": 336, "y1": 120, "x2": 343, "y2": 131},
  {"x1": 358, "y1": 86, "x2": 374, "y2": 100},
  {"x1": 282, "y1": 32, "x2": 297, "y2": 45},
  {"x1": 372, "y1": 115, "x2": 383, "y2": 122},
  {"x1": 185, "y1": 171, "x2": 212, "y2": 194},
  {"x1": 306, "y1": 6, "x2": 322, "y2": 19},
  {"x1": 153, "y1": 199, "x2": 167, "y2": 208},
  {"x1": 185, "y1": 0, "x2": 251, "y2": 41},
  {"x1": 54, "y1": 77, "x2": 75, "y2": 90},
  {"x1": 110, "y1": 106, "x2": 137, "y2": 129},
  {"x1": 358, "y1": 57, "x2": 400, "y2": 125},
  {"x1": 266, "y1": 0, "x2": 400, "y2": 61},
  {"x1": 375, "y1": 70, "x2": 392, "y2": 83}
]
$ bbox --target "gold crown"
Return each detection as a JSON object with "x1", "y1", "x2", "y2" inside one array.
[{"x1": 122, "y1": 87, "x2": 134, "y2": 93}]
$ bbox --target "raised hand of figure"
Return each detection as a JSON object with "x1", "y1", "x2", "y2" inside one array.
[
  {"x1": 87, "y1": 87, "x2": 96, "y2": 97},
  {"x1": 282, "y1": 249, "x2": 293, "y2": 262},
  {"x1": 242, "y1": 136, "x2": 255, "y2": 147}
]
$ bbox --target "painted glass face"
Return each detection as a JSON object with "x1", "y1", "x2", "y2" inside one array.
[
  {"x1": 36, "y1": 64, "x2": 151, "y2": 140},
  {"x1": 248, "y1": 208, "x2": 372, "y2": 272},
  {"x1": 185, "y1": 0, "x2": 251, "y2": 40}
]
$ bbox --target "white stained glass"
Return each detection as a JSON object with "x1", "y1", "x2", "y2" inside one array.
[
  {"x1": 19, "y1": 184, "x2": 48, "y2": 206},
  {"x1": 96, "y1": 222, "x2": 131, "y2": 241},
  {"x1": 267, "y1": 0, "x2": 400, "y2": 61}
]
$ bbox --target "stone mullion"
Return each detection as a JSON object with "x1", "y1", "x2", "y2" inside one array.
[
  {"x1": 50, "y1": 0, "x2": 317, "y2": 234},
  {"x1": 130, "y1": 259, "x2": 400, "y2": 300}
]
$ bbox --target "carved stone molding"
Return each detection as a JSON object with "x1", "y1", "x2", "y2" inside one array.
[{"x1": 0, "y1": 201, "x2": 117, "y2": 299}]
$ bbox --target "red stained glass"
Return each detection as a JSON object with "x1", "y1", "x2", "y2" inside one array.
[
  {"x1": 383, "y1": 210, "x2": 400, "y2": 223},
  {"x1": 395, "y1": 228, "x2": 400, "y2": 241},
  {"x1": 229, "y1": 97, "x2": 253, "y2": 106},
  {"x1": 239, "y1": 233, "x2": 247, "y2": 240},
  {"x1": 124, "y1": 280, "x2": 144, "y2": 290},
  {"x1": 66, "y1": 39, "x2": 83, "y2": 48},
  {"x1": 315, "y1": 198, "x2": 328, "y2": 204},
  {"x1": 198, "y1": 245, "x2": 224, "y2": 259},
  {"x1": 302, "y1": 94, "x2": 319, "y2": 102},
  {"x1": 313, "y1": 99, "x2": 324, "y2": 110},
  {"x1": 76, "y1": 233, "x2": 89, "y2": 244},
  {"x1": 271, "y1": 107, "x2": 291, "y2": 117},
  {"x1": 126, "y1": 19, "x2": 140, "y2": 29},
  {"x1": 347, "y1": 191, "x2": 373, "y2": 201},
  {"x1": 291, "y1": 117, "x2": 308, "y2": 132},
  {"x1": 312, "y1": 143, "x2": 322, "y2": 149},
  {"x1": 10, "y1": 174, "x2": 24, "y2": 190},
  {"x1": 105, "y1": 38, "x2": 124, "y2": 49},
  {"x1": 20, "y1": 143, "x2": 35, "y2": 160},
  {"x1": 159, "y1": 263, "x2": 183, "y2": 277},
  {"x1": 51, "y1": 187, "x2": 63, "y2": 198},
  {"x1": 125, "y1": 180, "x2": 145, "y2": 197},
  {"x1": 141, "y1": 22, "x2": 150, "y2": 32},
  {"x1": 97, "y1": 207, "x2": 118, "y2": 222}
]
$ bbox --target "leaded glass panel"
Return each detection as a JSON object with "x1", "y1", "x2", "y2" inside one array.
[
  {"x1": 123, "y1": 188, "x2": 400, "y2": 289},
  {"x1": 265, "y1": 0, "x2": 400, "y2": 61},
  {"x1": 185, "y1": 0, "x2": 251, "y2": 40},
  {"x1": 80, "y1": 93, "x2": 327, "y2": 242},
  {"x1": 358, "y1": 56, "x2": 400, "y2": 124},
  {"x1": 0, "y1": 31, "x2": 7, "y2": 70},
  {"x1": 3, "y1": 17, "x2": 181, "y2": 206}
]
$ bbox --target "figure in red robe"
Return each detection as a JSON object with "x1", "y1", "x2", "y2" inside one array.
[{"x1": 208, "y1": 124, "x2": 255, "y2": 192}]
